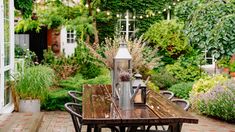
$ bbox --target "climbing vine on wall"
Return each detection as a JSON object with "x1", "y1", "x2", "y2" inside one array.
[
  {"x1": 14, "y1": 0, "x2": 34, "y2": 18},
  {"x1": 97, "y1": 0, "x2": 172, "y2": 42}
]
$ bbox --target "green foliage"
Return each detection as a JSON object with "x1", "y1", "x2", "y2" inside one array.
[
  {"x1": 42, "y1": 49, "x2": 78, "y2": 80},
  {"x1": 14, "y1": 0, "x2": 33, "y2": 18},
  {"x1": 15, "y1": 45, "x2": 25, "y2": 58},
  {"x1": 169, "y1": 82, "x2": 194, "y2": 99},
  {"x1": 151, "y1": 69, "x2": 178, "y2": 89},
  {"x1": 98, "y1": 0, "x2": 171, "y2": 41},
  {"x1": 186, "y1": 2, "x2": 235, "y2": 59},
  {"x1": 15, "y1": 65, "x2": 55, "y2": 103},
  {"x1": 190, "y1": 79, "x2": 235, "y2": 121},
  {"x1": 229, "y1": 61, "x2": 235, "y2": 72},
  {"x1": 36, "y1": 1, "x2": 65, "y2": 29},
  {"x1": 41, "y1": 89, "x2": 73, "y2": 111},
  {"x1": 144, "y1": 19, "x2": 189, "y2": 58},
  {"x1": 190, "y1": 75, "x2": 227, "y2": 95},
  {"x1": 14, "y1": 46, "x2": 37, "y2": 67},
  {"x1": 209, "y1": 14, "x2": 235, "y2": 58},
  {"x1": 216, "y1": 56, "x2": 230, "y2": 68},
  {"x1": 15, "y1": 18, "x2": 41, "y2": 33},
  {"x1": 59, "y1": 72, "x2": 111, "y2": 90},
  {"x1": 74, "y1": 41, "x2": 103, "y2": 79},
  {"x1": 42, "y1": 69, "x2": 111, "y2": 111},
  {"x1": 147, "y1": 81, "x2": 160, "y2": 93},
  {"x1": 174, "y1": 0, "x2": 200, "y2": 22},
  {"x1": 165, "y1": 52, "x2": 205, "y2": 82}
]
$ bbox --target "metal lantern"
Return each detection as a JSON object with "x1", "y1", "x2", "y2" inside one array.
[
  {"x1": 113, "y1": 41, "x2": 132, "y2": 99},
  {"x1": 132, "y1": 73, "x2": 147, "y2": 104}
]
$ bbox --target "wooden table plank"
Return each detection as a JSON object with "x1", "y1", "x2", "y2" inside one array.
[
  {"x1": 147, "y1": 90, "x2": 198, "y2": 124},
  {"x1": 82, "y1": 84, "x2": 121, "y2": 125}
]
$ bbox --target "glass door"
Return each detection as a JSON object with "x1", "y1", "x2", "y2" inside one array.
[{"x1": 0, "y1": 0, "x2": 14, "y2": 113}]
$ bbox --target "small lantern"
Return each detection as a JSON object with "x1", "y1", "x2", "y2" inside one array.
[
  {"x1": 113, "y1": 41, "x2": 132, "y2": 99},
  {"x1": 132, "y1": 73, "x2": 147, "y2": 104}
]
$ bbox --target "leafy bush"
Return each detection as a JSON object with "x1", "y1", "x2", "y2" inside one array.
[
  {"x1": 74, "y1": 41, "x2": 103, "y2": 79},
  {"x1": 190, "y1": 79, "x2": 235, "y2": 121},
  {"x1": 15, "y1": 45, "x2": 37, "y2": 67},
  {"x1": 216, "y1": 56, "x2": 230, "y2": 68},
  {"x1": 147, "y1": 81, "x2": 160, "y2": 93},
  {"x1": 144, "y1": 19, "x2": 189, "y2": 58},
  {"x1": 209, "y1": 14, "x2": 235, "y2": 58},
  {"x1": 42, "y1": 72, "x2": 111, "y2": 111},
  {"x1": 174, "y1": 0, "x2": 200, "y2": 22},
  {"x1": 41, "y1": 88, "x2": 79, "y2": 111},
  {"x1": 169, "y1": 82, "x2": 194, "y2": 99},
  {"x1": 190, "y1": 75, "x2": 227, "y2": 95},
  {"x1": 165, "y1": 52, "x2": 205, "y2": 82},
  {"x1": 151, "y1": 69, "x2": 178, "y2": 89},
  {"x1": 59, "y1": 71, "x2": 111, "y2": 90},
  {"x1": 43, "y1": 49, "x2": 78, "y2": 80},
  {"x1": 186, "y1": 2, "x2": 235, "y2": 59}
]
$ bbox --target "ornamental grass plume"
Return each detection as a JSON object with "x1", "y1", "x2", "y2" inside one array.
[{"x1": 84, "y1": 36, "x2": 161, "y2": 72}]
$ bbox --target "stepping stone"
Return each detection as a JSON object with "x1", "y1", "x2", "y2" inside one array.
[{"x1": 0, "y1": 112, "x2": 44, "y2": 132}]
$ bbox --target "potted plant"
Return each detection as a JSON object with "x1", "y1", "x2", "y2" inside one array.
[
  {"x1": 229, "y1": 61, "x2": 235, "y2": 77},
  {"x1": 216, "y1": 56, "x2": 230, "y2": 74},
  {"x1": 15, "y1": 65, "x2": 55, "y2": 112}
]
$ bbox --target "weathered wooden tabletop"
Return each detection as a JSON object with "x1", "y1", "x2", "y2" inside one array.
[{"x1": 82, "y1": 84, "x2": 198, "y2": 132}]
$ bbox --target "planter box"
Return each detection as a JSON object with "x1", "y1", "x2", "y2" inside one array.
[{"x1": 19, "y1": 99, "x2": 40, "y2": 113}]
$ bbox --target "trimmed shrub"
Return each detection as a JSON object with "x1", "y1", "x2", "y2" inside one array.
[
  {"x1": 169, "y1": 82, "x2": 194, "y2": 99},
  {"x1": 151, "y1": 69, "x2": 178, "y2": 89}
]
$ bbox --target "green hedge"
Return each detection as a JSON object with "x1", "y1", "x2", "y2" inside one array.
[{"x1": 169, "y1": 82, "x2": 194, "y2": 99}]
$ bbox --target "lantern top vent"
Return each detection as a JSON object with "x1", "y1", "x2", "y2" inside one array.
[{"x1": 114, "y1": 42, "x2": 132, "y2": 60}]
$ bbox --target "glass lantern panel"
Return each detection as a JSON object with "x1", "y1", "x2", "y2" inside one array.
[{"x1": 116, "y1": 59, "x2": 130, "y2": 72}]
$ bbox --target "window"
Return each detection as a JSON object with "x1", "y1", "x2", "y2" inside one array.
[
  {"x1": 117, "y1": 11, "x2": 136, "y2": 40},
  {"x1": 67, "y1": 30, "x2": 76, "y2": 43},
  {"x1": 203, "y1": 50, "x2": 215, "y2": 65}
]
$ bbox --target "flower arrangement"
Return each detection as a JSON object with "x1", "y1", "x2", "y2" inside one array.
[{"x1": 119, "y1": 71, "x2": 131, "y2": 81}]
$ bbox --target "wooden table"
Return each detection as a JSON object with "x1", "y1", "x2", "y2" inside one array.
[{"x1": 82, "y1": 84, "x2": 198, "y2": 132}]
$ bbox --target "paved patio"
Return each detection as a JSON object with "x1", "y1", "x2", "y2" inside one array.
[
  {"x1": 38, "y1": 111, "x2": 235, "y2": 132},
  {"x1": 0, "y1": 111, "x2": 234, "y2": 132}
]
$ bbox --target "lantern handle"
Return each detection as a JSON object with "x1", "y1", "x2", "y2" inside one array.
[{"x1": 130, "y1": 84, "x2": 141, "y2": 102}]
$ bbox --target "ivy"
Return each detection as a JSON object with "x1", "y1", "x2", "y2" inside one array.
[
  {"x1": 98, "y1": 0, "x2": 172, "y2": 41},
  {"x1": 14, "y1": 0, "x2": 33, "y2": 18}
]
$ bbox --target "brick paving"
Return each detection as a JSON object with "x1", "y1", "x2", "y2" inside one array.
[{"x1": 38, "y1": 111, "x2": 235, "y2": 132}]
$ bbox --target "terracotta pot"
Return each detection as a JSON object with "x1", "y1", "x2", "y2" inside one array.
[
  {"x1": 230, "y1": 72, "x2": 235, "y2": 77},
  {"x1": 223, "y1": 68, "x2": 229, "y2": 74}
]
